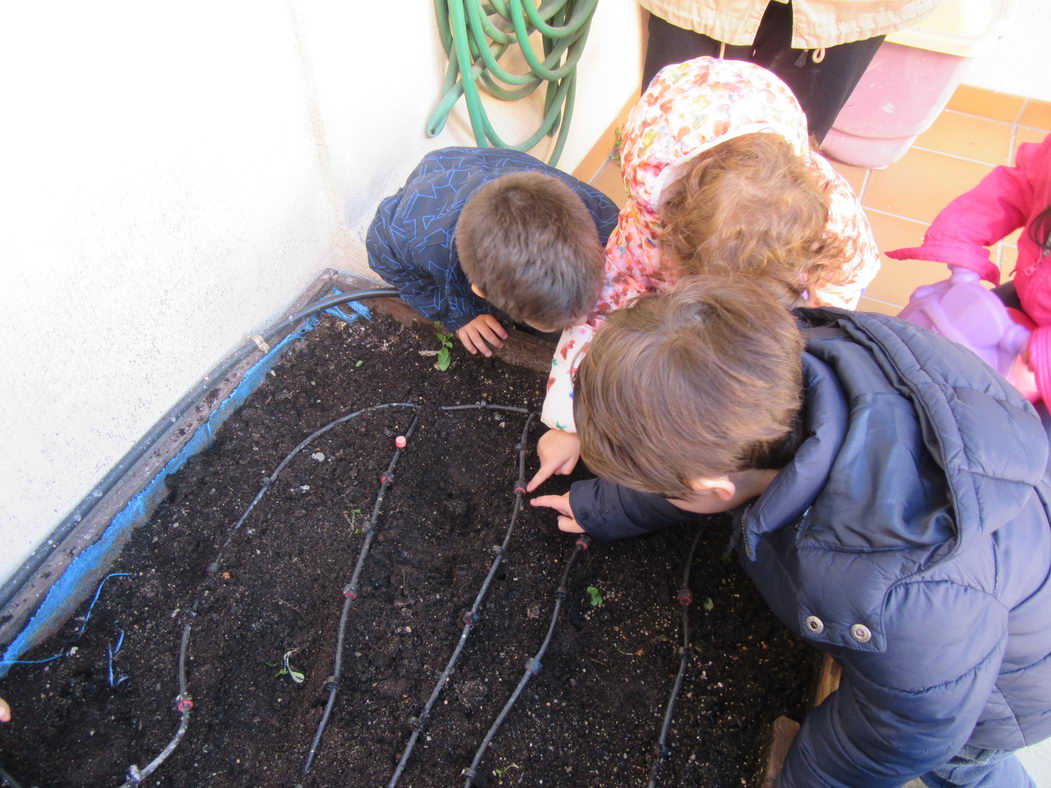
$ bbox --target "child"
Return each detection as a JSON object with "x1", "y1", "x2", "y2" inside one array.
[
  {"x1": 529, "y1": 56, "x2": 880, "y2": 489},
  {"x1": 366, "y1": 146, "x2": 619, "y2": 357},
  {"x1": 887, "y1": 132, "x2": 1051, "y2": 403},
  {"x1": 533, "y1": 277, "x2": 1051, "y2": 787}
]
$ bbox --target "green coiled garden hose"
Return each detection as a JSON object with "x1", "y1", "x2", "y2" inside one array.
[{"x1": 427, "y1": 0, "x2": 599, "y2": 166}]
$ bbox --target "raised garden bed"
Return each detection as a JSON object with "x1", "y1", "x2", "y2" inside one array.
[{"x1": 0, "y1": 309, "x2": 815, "y2": 787}]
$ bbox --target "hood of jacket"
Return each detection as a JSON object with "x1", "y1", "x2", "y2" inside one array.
[
  {"x1": 618, "y1": 56, "x2": 811, "y2": 218},
  {"x1": 741, "y1": 308, "x2": 1048, "y2": 653}
]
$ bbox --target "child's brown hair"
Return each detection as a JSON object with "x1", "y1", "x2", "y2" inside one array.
[
  {"x1": 659, "y1": 133, "x2": 851, "y2": 307},
  {"x1": 456, "y1": 172, "x2": 604, "y2": 329},
  {"x1": 573, "y1": 276, "x2": 804, "y2": 498}
]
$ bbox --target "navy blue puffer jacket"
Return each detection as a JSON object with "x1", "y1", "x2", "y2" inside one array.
[{"x1": 570, "y1": 309, "x2": 1051, "y2": 786}]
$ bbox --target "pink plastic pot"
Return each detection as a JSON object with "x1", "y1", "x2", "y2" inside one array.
[
  {"x1": 820, "y1": 0, "x2": 1012, "y2": 169},
  {"x1": 821, "y1": 43, "x2": 967, "y2": 169}
]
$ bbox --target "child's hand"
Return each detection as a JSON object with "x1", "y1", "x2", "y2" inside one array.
[
  {"x1": 456, "y1": 314, "x2": 507, "y2": 357},
  {"x1": 527, "y1": 429, "x2": 581, "y2": 491},
  {"x1": 530, "y1": 492, "x2": 584, "y2": 533},
  {"x1": 0, "y1": 697, "x2": 10, "y2": 723}
]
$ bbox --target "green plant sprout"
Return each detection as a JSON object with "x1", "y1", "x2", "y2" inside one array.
[
  {"x1": 275, "y1": 648, "x2": 305, "y2": 684},
  {"x1": 343, "y1": 508, "x2": 365, "y2": 535},
  {"x1": 492, "y1": 762, "x2": 520, "y2": 781},
  {"x1": 586, "y1": 585, "x2": 603, "y2": 607},
  {"x1": 703, "y1": 597, "x2": 714, "y2": 612},
  {"x1": 355, "y1": 360, "x2": 364, "y2": 368},
  {"x1": 609, "y1": 126, "x2": 623, "y2": 163},
  {"x1": 433, "y1": 322, "x2": 454, "y2": 371}
]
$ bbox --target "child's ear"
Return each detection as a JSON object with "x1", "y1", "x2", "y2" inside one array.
[
  {"x1": 470, "y1": 283, "x2": 486, "y2": 299},
  {"x1": 688, "y1": 476, "x2": 736, "y2": 502}
]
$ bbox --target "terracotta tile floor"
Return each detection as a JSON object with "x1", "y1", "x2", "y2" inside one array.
[{"x1": 588, "y1": 87, "x2": 1051, "y2": 320}]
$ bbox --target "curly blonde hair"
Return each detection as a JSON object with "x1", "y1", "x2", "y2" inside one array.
[{"x1": 659, "y1": 133, "x2": 851, "y2": 307}]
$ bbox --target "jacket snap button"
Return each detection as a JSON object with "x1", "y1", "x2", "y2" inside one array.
[
  {"x1": 805, "y1": 615, "x2": 824, "y2": 634},
  {"x1": 851, "y1": 624, "x2": 872, "y2": 643}
]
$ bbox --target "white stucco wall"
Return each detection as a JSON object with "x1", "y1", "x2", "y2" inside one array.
[
  {"x1": 960, "y1": 0, "x2": 1051, "y2": 102},
  {"x1": 0, "y1": 1, "x2": 644, "y2": 586}
]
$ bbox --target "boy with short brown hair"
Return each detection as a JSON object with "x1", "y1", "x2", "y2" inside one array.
[
  {"x1": 367, "y1": 147, "x2": 618, "y2": 356},
  {"x1": 533, "y1": 277, "x2": 1051, "y2": 786}
]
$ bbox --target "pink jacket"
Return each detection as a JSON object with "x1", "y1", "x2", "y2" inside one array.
[
  {"x1": 541, "y1": 56, "x2": 881, "y2": 430},
  {"x1": 887, "y1": 133, "x2": 1051, "y2": 398}
]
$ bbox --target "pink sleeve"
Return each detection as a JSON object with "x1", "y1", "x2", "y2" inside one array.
[{"x1": 886, "y1": 140, "x2": 1045, "y2": 283}]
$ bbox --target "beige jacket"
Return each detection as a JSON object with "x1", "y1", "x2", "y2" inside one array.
[{"x1": 640, "y1": 0, "x2": 940, "y2": 48}]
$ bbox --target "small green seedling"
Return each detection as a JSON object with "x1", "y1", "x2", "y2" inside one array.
[
  {"x1": 492, "y1": 762, "x2": 520, "y2": 782},
  {"x1": 586, "y1": 585, "x2": 603, "y2": 607},
  {"x1": 276, "y1": 649, "x2": 305, "y2": 684},
  {"x1": 355, "y1": 360, "x2": 364, "y2": 368},
  {"x1": 703, "y1": 597, "x2": 714, "y2": 612},
  {"x1": 343, "y1": 509, "x2": 365, "y2": 535},
  {"x1": 609, "y1": 126, "x2": 623, "y2": 163},
  {"x1": 433, "y1": 322, "x2": 454, "y2": 371}
]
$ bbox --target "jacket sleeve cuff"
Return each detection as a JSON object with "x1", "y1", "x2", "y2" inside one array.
[
  {"x1": 571, "y1": 479, "x2": 697, "y2": 541},
  {"x1": 441, "y1": 307, "x2": 488, "y2": 332}
]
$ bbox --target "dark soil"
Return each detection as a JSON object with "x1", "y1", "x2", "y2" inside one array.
[{"x1": 0, "y1": 314, "x2": 815, "y2": 787}]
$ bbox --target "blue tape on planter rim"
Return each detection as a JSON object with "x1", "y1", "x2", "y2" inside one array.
[{"x1": 0, "y1": 299, "x2": 370, "y2": 676}]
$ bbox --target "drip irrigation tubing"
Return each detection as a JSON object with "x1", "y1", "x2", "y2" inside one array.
[
  {"x1": 427, "y1": 0, "x2": 598, "y2": 166},
  {"x1": 117, "y1": 620, "x2": 193, "y2": 787},
  {"x1": 0, "y1": 287, "x2": 396, "y2": 619},
  {"x1": 462, "y1": 534, "x2": 591, "y2": 787},
  {"x1": 298, "y1": 413, "x2": 422, "y2": 783},
  {"x1": 647, "y1": 529, "x2": 704, "y2": 788},
  {"x1": 113, "y1": 402, "x2": 417, "y2": 787},
  {"x1": 208, "y1": 402, "x2": 418, "y2": 572},
  {"x1": 388, "y1": 409, "x2": 536, "y2": 787},
  {"x1": 441, "y1": 400, "x2": 531, "y2": 415}
]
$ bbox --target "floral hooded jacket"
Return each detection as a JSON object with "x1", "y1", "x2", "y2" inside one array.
[{"x1": 541, "y1": 57, "x2": 881, "y2": 431}]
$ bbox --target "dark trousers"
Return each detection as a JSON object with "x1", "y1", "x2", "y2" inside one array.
[{"x1": 642, "y1": 3, "x2": 885, "y2": 142}]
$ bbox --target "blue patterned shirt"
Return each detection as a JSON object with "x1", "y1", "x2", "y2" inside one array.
[{"x1": 366, "y1": 147, "x2": 619, "y2": 330}]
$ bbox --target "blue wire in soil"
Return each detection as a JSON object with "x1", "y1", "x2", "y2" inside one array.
[
  {"x1": 78, "y1": 572, "x2": 132, "y2": 635},
  {"x1": 0, "y1": 653, "x2": 64, "y2": 667},
  {"x1": 388, "y1": 408, "x2": 537, "y2": 787},
  {"x1": 0, "y1": 573, "x2": 132, "y2": 668},
  {"x1": 462, "y1": 535, "x2": 591, "y2": 787},
  {"x1": 108, "y1": 629, "x2": 129, "y2": 688}
]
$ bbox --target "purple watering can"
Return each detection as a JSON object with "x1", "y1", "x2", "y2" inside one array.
[{"x1": 899, "y1": 266, "x2": 1038, "y2": 400}]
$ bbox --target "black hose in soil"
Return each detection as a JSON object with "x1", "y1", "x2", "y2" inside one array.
[
  {"x1": 114, "y1": 402, "x2": 417, "y2": 787},
  {"x1": 461, "y1": 536, "x2": 590, "y2": 787},
  {"x1": 388, "y1": 409, "x2": 536, "y2": 787},
  {"x1": 648, "y1": 528, "x2": 704, "y2": 787},
  {"x1": 299, "y1": 413, "x2": 421, "y2": 781}
]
